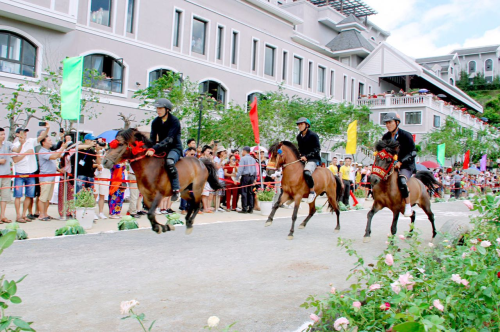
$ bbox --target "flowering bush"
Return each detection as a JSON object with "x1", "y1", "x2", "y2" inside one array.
[
  {"x1": 302, "y1": 194, "x2": 500, "y2": 331},
  {"x1": 256, "y1": 187, "x2": 275, "y2": 201}
]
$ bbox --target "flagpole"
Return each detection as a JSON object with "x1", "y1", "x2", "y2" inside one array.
[
  {"x1": 258, "y1": 145, "x2": 263, "y2": 189},
  {"x1": 73, "y1": 115, "x2": 80, "y2": 200}
]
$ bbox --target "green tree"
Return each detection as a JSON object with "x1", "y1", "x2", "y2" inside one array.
[
  {"x1": 423, "y1": 117, "x2": 468, "y2": 158},
  {"x1": 456, "y1": 70, "x2": 470, "y2": 91}
]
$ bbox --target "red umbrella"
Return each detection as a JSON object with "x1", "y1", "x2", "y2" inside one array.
[{"x1": 420, "y1": 161, "x2": 441, "y2": 169}]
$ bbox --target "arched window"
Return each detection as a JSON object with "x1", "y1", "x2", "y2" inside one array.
[
  {"x1": 0, "y1": 31, "x2": 37, "y2": 77},
  {"x1": 485, "y1": 59, "x2": 493, "y2": 72},
  {"x1": 148, "y1": 68, "x2": 182, "y2": 86},
  {"x1": 247, "y1": 92, "x2": 265, "y2": 105},
  {"x1": 83, "y1": 53, "x2": 123, "y2": 93},
  {"x1": 468, "y1": 61, "x2": 476, "y2": 74},
  {"x1": 199, "y1": 80, "x2": 226, "y2": 105},
  {"x1": 449, "y1": 78, "x2": 454, "y2": 86}
]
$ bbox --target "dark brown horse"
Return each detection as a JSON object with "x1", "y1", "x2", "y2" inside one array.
[
  {"x1": 103, "y1": 128, "x2": 221, "y2": 235},
  {"x1": 364, "y1": 139, "x2": 440, "y2": 242},
  {"x1": 266, "y1": 141, "x2": 343, "y2": 239}
]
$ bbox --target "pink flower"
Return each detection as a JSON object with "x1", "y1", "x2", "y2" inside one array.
[
  {"x1": 451, "y1": 274, "x2": 462, "y2": 284},
  {"x1": 391, "y1": 281, "x2": 401, "y2": 294},
  {"x1": 380, "y1": 302, "x2": 390, "y2": 311},
  {"x1": 398, "y1": 234, "x2": 405, "y2": 240},
  {"x1": 333, "y1": 317, "x2": 349, "y2": 331},
  {"x1": 310, "y1": 313, "x2": 320, "y2": 322},
  {"x1": 398, "y1": 272, "x2": 415, "y2": 289},
  {"x1": 496, "y1": 238, "x2": 500, "y2": 244},
  {"x1": 481, "y1": 240, "x2": 491, "y2": 248},
  {"x1": 471, "y1": 246, "x2": 477, "y2": 252},
  {"x1": 463, "y1": 200, "x2": 473, "y2": 210},
  {"x1": 461, "y1": 279, "x2": 469, "y2": 287},
  {"x1": 369, "y1": 283, "x2": 381, "y2": 291},
  {"x1": 330, "y1": 287, "x2": 336, "y2": 294},
  {"x1": 462, "y1": 253, "x2": 467, "y2": 259},
  {"x1": 385, "y1": 254, "x2": 394, "y2": 266},
  {"x1": 353, "y1": 301, "x2": 362, "y2": 309},
  {"x1": 433, "y1": 299, "x2": 444, "y2": 311}
]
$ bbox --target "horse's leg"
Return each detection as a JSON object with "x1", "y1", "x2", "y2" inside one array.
[
  {"x1": 147, "y1": 192, "x2": 167, "y2": 234},
  {"x1": 298, "y1": 202, "x2": 316, "y2": 229},
  {"x1": 184, "y1": 184, "x2": 203, "y2": 235},
  {"x1": 419, "y1": 196, "x2": 437, "y2": 238},
  {"x1": 407, "y1": 210, "x2": 417, "y2": 238},
  {"x1": 363, "y1": 203, "x2": 382, "y2": 243},
  {"x1": 390, "y1": 209, "x2": 400, "y2": 236},
  {"x1": 265, "y1": 191, "x2": 289, "y2": 227},
  {"x1": 287, "y1": 197, "x2": 301, "y2": 240}
]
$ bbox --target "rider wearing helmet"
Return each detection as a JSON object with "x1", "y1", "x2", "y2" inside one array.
[
  {"x1": 296, "y1": 117, "x2": 321, "y2": 203},
  {"x1": 382, "y1": 112, "x2": 416, "y2": 217},
  {"x1": 146, "y1": 98, "x2": 183, "y2": 201}
]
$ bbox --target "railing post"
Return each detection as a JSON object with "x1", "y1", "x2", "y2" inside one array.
[{"x1": 385, "y1": 95, "x2": 391, "y2": 107}]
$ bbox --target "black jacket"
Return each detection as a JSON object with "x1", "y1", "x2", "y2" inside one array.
[
  {"x1": 382, "y1": 128, "x2": 416, "y2": 172},
  {"x1": 150, "y1": 114, "x2": 183, "y2": 155},
  {"x1": 297, "y1": 129, "x2": 321, "y2": 163}
]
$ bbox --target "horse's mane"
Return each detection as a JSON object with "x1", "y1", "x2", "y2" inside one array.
[
  {"x1": 117, "y1": 128, "x2": 153, "y2": 148},
  {"x1": 375, "y1": 139, "x2": 399, "y2": 155},
  {"x1": 269, "y1": 141, "x2": 300, "y2": 159}
]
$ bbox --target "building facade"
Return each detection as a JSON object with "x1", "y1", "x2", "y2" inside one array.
[{"x1": 0, "y1": 0, "x2": 484, "y2": 151}]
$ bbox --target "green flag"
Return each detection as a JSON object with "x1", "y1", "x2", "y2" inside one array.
[
  {"x1": 61, "y1": 56, "x2": 84, "y2": 120},
  {"x1": 437, "y1": 143, "x2": 446, "y2": 166}
]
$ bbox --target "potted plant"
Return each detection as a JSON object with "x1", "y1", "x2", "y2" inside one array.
[
  {"x1": 444, "y1": 188, "x2": 451, "y2": 200},
  {"x1": 256, "y1": 187, "x2": 275, "y2": 216},
  {"x1": 67, "y1": 188, "x2": 96, "y2": 230}
]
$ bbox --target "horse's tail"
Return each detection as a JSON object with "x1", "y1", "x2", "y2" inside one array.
[
  {"x1": 334, "y1": 175, "x2": 343, "y2": 202},
  {"x1": 201, "y1": 158, "x2": 223, "y2": 191},
  {"x1": 415, "y1": 170, "x2": 442, "y2": 195}
]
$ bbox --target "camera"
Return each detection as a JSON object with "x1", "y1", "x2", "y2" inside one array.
[{"x1": 39, "y1": 121, "x2": 47, "y2": 126}]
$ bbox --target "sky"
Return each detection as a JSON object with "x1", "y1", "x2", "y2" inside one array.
[{"x1": 362, "y1": 0, "x2": 500, "y2": 59}]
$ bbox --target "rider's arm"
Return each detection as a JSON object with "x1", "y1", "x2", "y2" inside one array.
[
  {"x1": 399, "y1": 132, "x2": 416, "y2": 165},
  {"x1": 303, "y1": 134, "x2": 321, "y2": 159}
]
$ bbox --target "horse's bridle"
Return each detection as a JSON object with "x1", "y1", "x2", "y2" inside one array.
[
  {"x1": 108, "y1": 139, "x2": 165, "y2": 164},
  {"x1": 266, "y1": 144, "x2": 302, "y2": 171},
  {"x1": 371, "y1": 149, "x2": 398, "y2": 181}
]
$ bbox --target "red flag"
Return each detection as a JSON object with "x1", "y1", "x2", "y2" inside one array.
[
  {"x1": 412, "y1": 134, "x2": 416, "y2": 142},
  {"x1": 463, "y1": 150, "x2": 470, "y2": 170},
  {"x1": 249, "y1": 97, "x2": 260, "y2": 144}
]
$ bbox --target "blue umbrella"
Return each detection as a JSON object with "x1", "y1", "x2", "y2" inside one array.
[
  {"x1": 416, "y1": 163, "x2": 428, "y2": 171},
  {"x1": 419, "y1": 89, "x2": 429, "y2": 93},
  {"x1": 97, "y1": 130, "x2": 118, "y2": 142}
]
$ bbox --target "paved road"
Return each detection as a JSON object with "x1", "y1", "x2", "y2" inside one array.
[{"x1": 1, "y1": 201, "x2": 474, "y2": 332}]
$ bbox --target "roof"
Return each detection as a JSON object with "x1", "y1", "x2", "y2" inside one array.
[
  {"x1": 416, "y1": 54, "x2": 455, "y2": 64},
  {"x1": 308, "y1": 0, "x2": 377, "y2": 17},
  {"x1": 326, "y1": 29, "x2": 374, "y2": 52},
  {"x1": 450, "y1": 45, "x2": 500, "y2": 55},
  {"x1": 337, "y1": 14, "x2": 360, "y2": 25}
]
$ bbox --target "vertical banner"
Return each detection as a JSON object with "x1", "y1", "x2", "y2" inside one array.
[
  {"x1": 249, "y1": 97, "x2": 260, "y2": 144},
  {"x1": 61, "y1": 56, "x2": 84, "y2": 120},
  {"x1": 412, "y1": 134, "x2": 416, "y2": 142},
  {"x1": 463, "y1": 150, "x2": 470, "y2": 170},
  {"x1": 345, "y1": 120, "x2": 357, "y2": 154},
  {"x1": 480, "y1": 154, "x2": 487, "y2": 171},
  {"x1": 437, "y1": 143, "x2": 445, "y2": 167}
]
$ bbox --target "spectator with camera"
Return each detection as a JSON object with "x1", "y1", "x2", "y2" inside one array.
[{"x1": 71, "y1": 133, "x2": 102, "y2": 194}]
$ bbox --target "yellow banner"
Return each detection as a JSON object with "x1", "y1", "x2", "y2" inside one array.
[{"x1": 345, "y1": 120, "x2": 357, "y2": 154}]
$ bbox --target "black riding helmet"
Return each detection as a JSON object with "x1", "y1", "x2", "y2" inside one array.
[
  {"x1": 382, "y1": 112, "x2": 401, "y2": 124},
  {"x1": 153, "y1": 98, "x2": 174, "y2": 111}
]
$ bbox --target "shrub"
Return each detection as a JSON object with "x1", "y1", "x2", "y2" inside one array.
[
  {"x1": 118, "y1": 216, "x2": 139, "y2": 230},
  {"x1": 338, "y1": 202, "x2": 349, "y2": 211},
  {"x1": 0, "y1": 222, "x2": 28, "y2": 240},
  {"x1": 55, "y1": 219, "x2": 86, "y2": 236},
  {"x1": 302, "y1": 194, "x2": 500, "y2": 331},
  {"x1": 166, "y1": 213, "x2": 184, "y2": 226}
]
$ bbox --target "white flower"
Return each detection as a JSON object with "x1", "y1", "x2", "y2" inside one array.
[
  {"x1": 391, "y1": 281, "x2": 401, "y2": 294},
  {"x1": 462, "y1": 252, "x2": 467, "y2": 259},
  {"x1": 470, "y1": 239, "x2": 478, "y2": 244},
  {"x1": 428, "y1": 242, "x2": 434, "y2": 247},
  {"x1": 451, "y1": 274, "x2": 462, "y2": 284},
  {"x1": 496, "y1": 249, "x2": 500, "y2": 258},
  {"x1": 398, "y1": 234, "x2": 405, "y2": 240},
  {"x1": 481, "y1": 240, "x2": 491, "y2": 248},
  {"x1": 120, "y1": 300, "x2": 139, "y2": 315},
  {"x1": 333, "y1": 317, "x2": 349, "y2": 331},
  {"x1": 369, "y1": 283, "x2": 381, "y2": 291},
  {"x1": 417, "y1": 267, "x2": 425, "y2": 274},
  {"x1": 207, "y1": 316, "x2": 220, "y2": 328},
  {"x1": 496, "y1": 238, "x2": 500, "y2": 244}
]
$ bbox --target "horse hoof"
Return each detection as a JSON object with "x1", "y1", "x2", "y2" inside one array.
[
  {"x1": 154, "y1": 227, "x2": 163, "y2": 234},
  {"x1": 167, "y1": 224, "x2": 176, "y2": 231},
  {"x1": 298, "y1": 224, "x2": 305, "y2": 229},
  {"x1": 334, "y1": 229, "x2": 340, "y2": 233},
  {"x1": 265, "y1": 221, "x2": 272, "y2": 227},
  {"x1": 287, "y1": 235, "x2": 294, "y2": 240},
  {"x1": 363, "y1": 237, "x2": 371, "y2": 243},
  {"x1": 185, "y1": 227, "x2": 193, "y2": 235}
]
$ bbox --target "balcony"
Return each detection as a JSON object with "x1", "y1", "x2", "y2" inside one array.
[{"x1": 357, "y1": 95, "x2": 486, "y2": 131}]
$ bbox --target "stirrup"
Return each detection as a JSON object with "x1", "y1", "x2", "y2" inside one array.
[{"x1": 171, "y1": 190, "x2": 180, "y2": 202}]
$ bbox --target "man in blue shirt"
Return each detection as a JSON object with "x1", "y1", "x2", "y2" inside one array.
[{"x1": 236, "y1": 146, "x2": 257, "y2": 214}]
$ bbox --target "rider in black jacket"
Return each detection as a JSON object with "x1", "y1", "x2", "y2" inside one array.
[
  {"x1": 146, "y1": 98, "x2": 183, "y2": 201},
  {"x1": 381, "y1": 112, "x2": 416, "y2": 217},
  {"x1": 296, "y1": 117, "x2": 321, "y2": 203}
]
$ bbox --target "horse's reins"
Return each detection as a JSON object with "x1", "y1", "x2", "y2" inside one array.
[
  {"x1": 108, "y1": 139, "x2": 166, "y2": 164},
  {"x1": 371, "y1": 149, "x2": 398, "y2": 181},
  {"x1": 267, "y1": 146, "x2": 303, "y2": 171}
]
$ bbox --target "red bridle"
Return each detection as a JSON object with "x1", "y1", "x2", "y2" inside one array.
[
  {"x1": 371, "y1": 149, "x2": 398, "y2": 181},
  {"x1": 109, "y1": 139, "x2": 164, "y2": 163}
]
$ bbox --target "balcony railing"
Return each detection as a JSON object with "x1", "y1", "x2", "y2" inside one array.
[{"x1": 357, "y1": 95, "x2": 485, "y2": 131}]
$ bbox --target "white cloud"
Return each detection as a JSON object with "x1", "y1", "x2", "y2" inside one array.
[
  {"x1": 362, "y1": 0, "x2": 418, "y2": 31},
  {"x1": 462, "y1": 26, "x2": 500, "y2": 48}
]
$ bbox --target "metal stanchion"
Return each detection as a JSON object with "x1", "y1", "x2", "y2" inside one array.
[{"x1": 62, "y1": 172, "x2": 68, "y2": 220}]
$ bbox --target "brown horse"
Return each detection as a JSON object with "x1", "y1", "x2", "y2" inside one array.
[
  {"x1": 364, "y1": 139, "x2": 440, "y2": 242},
  {"x1": 265, "y1": 141, "x2": 343, "y2": 239},
  {"x1": 103, "y1": 128, "x2": 222, "y2": 235}
]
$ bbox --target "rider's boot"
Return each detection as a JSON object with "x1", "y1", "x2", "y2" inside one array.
[
  {"x1": 304, "y1": 170, "x2": 316, "y2": 203},
  {"x1": 165, "y1": 159, "x2": 180, "y2": 202},
  {"x1": 398, "y1": 175, "x2": 412, "y2": 217}
]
